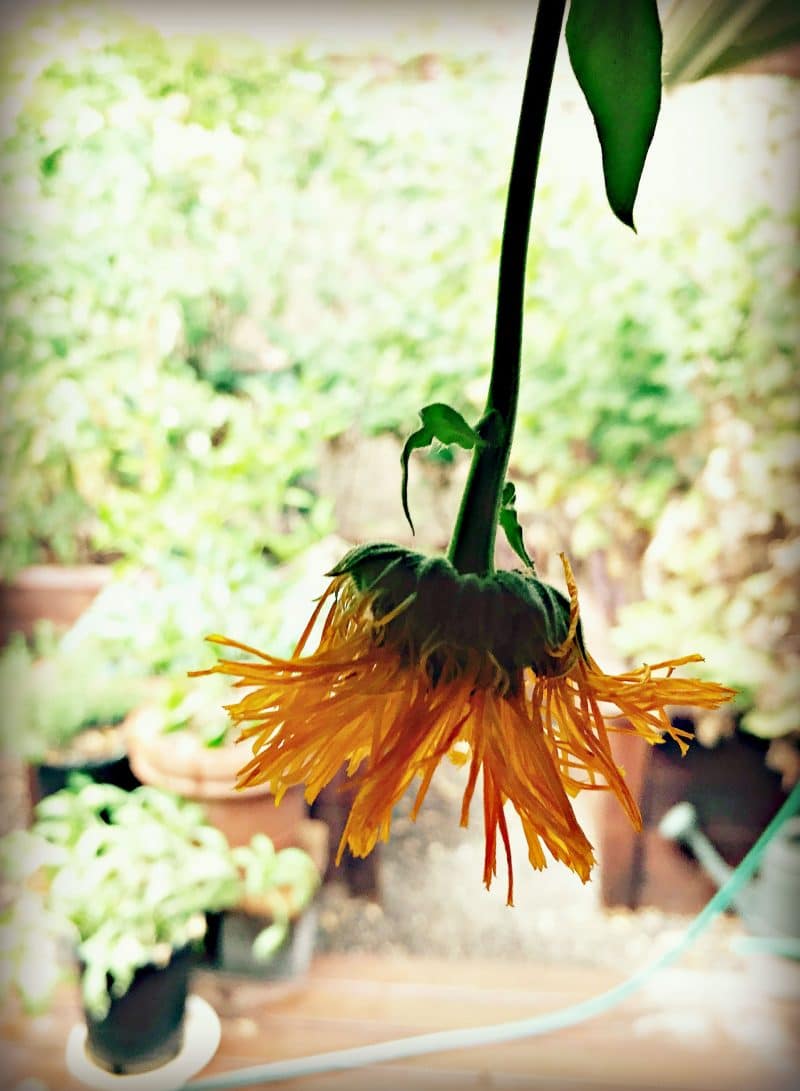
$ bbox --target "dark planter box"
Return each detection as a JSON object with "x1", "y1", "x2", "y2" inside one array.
[
  {"x1": 203, "y1": 907, "x2": 318, "y2": 981},
  {"x1": 83, "y1": 946, "x2": 195, "y2": 1075}
]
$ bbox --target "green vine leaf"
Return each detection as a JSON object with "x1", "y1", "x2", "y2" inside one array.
[
  {"x1": 401, "y1": 403, "x2": 484, "y2": 534},
  {"x1": 499, "y1": 481, "x2": 535, "y2": 570},
  {"x1": 566, "y1": 0, "x2": 662, "y2": 230}
]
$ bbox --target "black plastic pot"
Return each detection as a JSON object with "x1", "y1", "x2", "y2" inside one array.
[
  {"x1": 83, "y1": 945, "x2": 195, "y2": 1075},
  {"x1": 203, "y1": 907, "x2": 317, "y2": 981},
  {"x1": 31, "y1": 750, "x2": 140, "y2": 803}
]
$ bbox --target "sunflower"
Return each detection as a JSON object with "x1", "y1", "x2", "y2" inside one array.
[{"x1": 192, "y1": 544, "x2": 735, "y2": 905}]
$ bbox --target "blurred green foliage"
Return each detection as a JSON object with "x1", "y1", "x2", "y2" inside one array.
[
  {"x1": 0, "y1": 631, "x2": 144, "y2": 760},
  {"x1": 0, "y1": 6, "x2": 797, "y2": 740},
  {"x1": 613, "y1": 218, "x2": 800, "y2": 739},
  {"x1": 0, "y1": 12, "x2": 502, "y2": 576}
]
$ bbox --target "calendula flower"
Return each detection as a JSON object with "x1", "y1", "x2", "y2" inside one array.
[
  {"x1": 193, "y1": 543, "x2": 735, "y2": 904},
  {"x1": 193, "y1": 2, "x2": 738, "y2": 906}
]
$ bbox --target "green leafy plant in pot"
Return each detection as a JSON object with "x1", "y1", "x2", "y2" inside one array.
[
  {"x1": 0, "y1": 780, "x2": 321, "y2": 1074},
  {"x1": 204, "y1": 831, "x2": 322, "y2": 979},
  {"x1": 0, "y1": 634, "x2": 144, "y2": 801}
]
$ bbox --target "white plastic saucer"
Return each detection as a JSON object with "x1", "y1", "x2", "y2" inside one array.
[{"x1": 65, "y1": 995, "x2": 221, "y2": 1091}]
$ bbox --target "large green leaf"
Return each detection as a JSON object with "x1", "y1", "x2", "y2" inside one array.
[{"x1": 566, "y1": 0, "x2": 663, "y2": 229}]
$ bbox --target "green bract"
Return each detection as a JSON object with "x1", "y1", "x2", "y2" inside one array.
[
  {"x1": 330, "y1": 543, "x2": 584, "y2": 678},
  {"x1": 498, "y1": 481, "x2": 535, "y2": 570}
]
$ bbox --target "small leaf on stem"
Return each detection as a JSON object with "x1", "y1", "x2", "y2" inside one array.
[
  {"x1": 499, "y1": 481, "x2": 536, "y2": 570},
  {"x1": 401, "y1": 403, "x2": 484, "y2": 533}
]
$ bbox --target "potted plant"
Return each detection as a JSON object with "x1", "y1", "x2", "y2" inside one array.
[
  {"x1": 0, "y1": 828, "x2": 69, "y2": 1013},
  {"x1": 0, "y1": 779, "x2": 322, "y2": 1075},
  {"x1": 0, "y1": 782, "x2": 236, "y2": 1073},
  {"x1": 125, "y1": 674, "x2": 308, "y2": 849},
  {"x1": 0, "y1": 634, "x2": 144, "y2": 804},
  {"x1": 203, "y1": 823, "x2": 326, "y2": 980},
  {"x1": 0, "y1": 564, "x2": 113, "y2": 646}
]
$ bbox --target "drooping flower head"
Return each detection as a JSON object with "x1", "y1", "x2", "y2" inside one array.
[
  {"x1": 193, "y1": 3, "x2": 737, "y2": 904},
  {"x1": 194, "y1": 543, "x2": 735, "y2": 904}
]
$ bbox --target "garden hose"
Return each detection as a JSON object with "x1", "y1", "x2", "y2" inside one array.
[{"x1": 184, "y1": 780, "x2": 800, "y2": 1090}]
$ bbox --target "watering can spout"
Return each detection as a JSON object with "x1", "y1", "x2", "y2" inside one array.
[
  {"x1": 661, "y1": 801, "x2": 800, "y2": 941},
  {"x1": 658, "y1": 802, "x2": 747, "y2": 908}
]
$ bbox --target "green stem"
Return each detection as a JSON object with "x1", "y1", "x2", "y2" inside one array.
[{"x1": 447, "y1": 0, "x2": 566, "y2": 576}]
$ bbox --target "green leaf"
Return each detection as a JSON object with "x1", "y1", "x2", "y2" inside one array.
[
  {"x1": 498, "y1": 482, "x2": 535, "y2": 570},
  {"x1": 252, "y1": 919, "x2": 289, "y2": 961},
  {"x1": 400, "y1": 403, "x2": 484, "y2": 533},
  {"x1": 80, "y1": 959, "x2": 112, "y2": 1021},
  {"x1": 566, "y1": 0, "x2": 662, "y2": 229},
  {"x1": 40, "y1": 146, "x2": 64, "y2": 177}
]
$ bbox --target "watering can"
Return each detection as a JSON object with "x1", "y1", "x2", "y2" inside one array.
[{"x1": 659, "y1": 801, "x2": 800, "y2": 944}]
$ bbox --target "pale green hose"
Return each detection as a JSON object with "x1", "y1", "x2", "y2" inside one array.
[
  {"x1": 186, "y1": 782, "x2": 800, "y2": 1090},
  {"x1": 732, "y1": 934, "x2": 800, "y2": 961}
]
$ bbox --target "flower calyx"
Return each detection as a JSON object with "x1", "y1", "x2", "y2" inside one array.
[{"x1": 329, "y1": 543, "x2": 584, "y2": 684}]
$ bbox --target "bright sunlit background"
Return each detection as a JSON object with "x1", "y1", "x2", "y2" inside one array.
[
  {"x1": 2, "y1": 0, "x2": 796, "y2": 706},
  {"x1": 0, "y1": 0, "x2": 797, "y2": 977}
]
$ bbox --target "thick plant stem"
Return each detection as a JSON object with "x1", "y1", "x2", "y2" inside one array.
[{"x1": 447, "y1": 0, "x2": 566, "y2": 576}]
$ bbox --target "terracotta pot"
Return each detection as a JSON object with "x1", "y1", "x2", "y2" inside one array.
[
  {"x1": 0, "y1": 564, "x2": 111, "y2": 644},
  {"x1": 124, "y1": 707, "x2": 307, "y2": 849}
]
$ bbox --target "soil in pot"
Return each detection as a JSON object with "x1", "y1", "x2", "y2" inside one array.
[
  {"x1": 82, "y1": 945, "x2": 195, "y2": 1075},
  {"x1": 30, "y1": 723, "x2": 140, "y2": 803}
]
